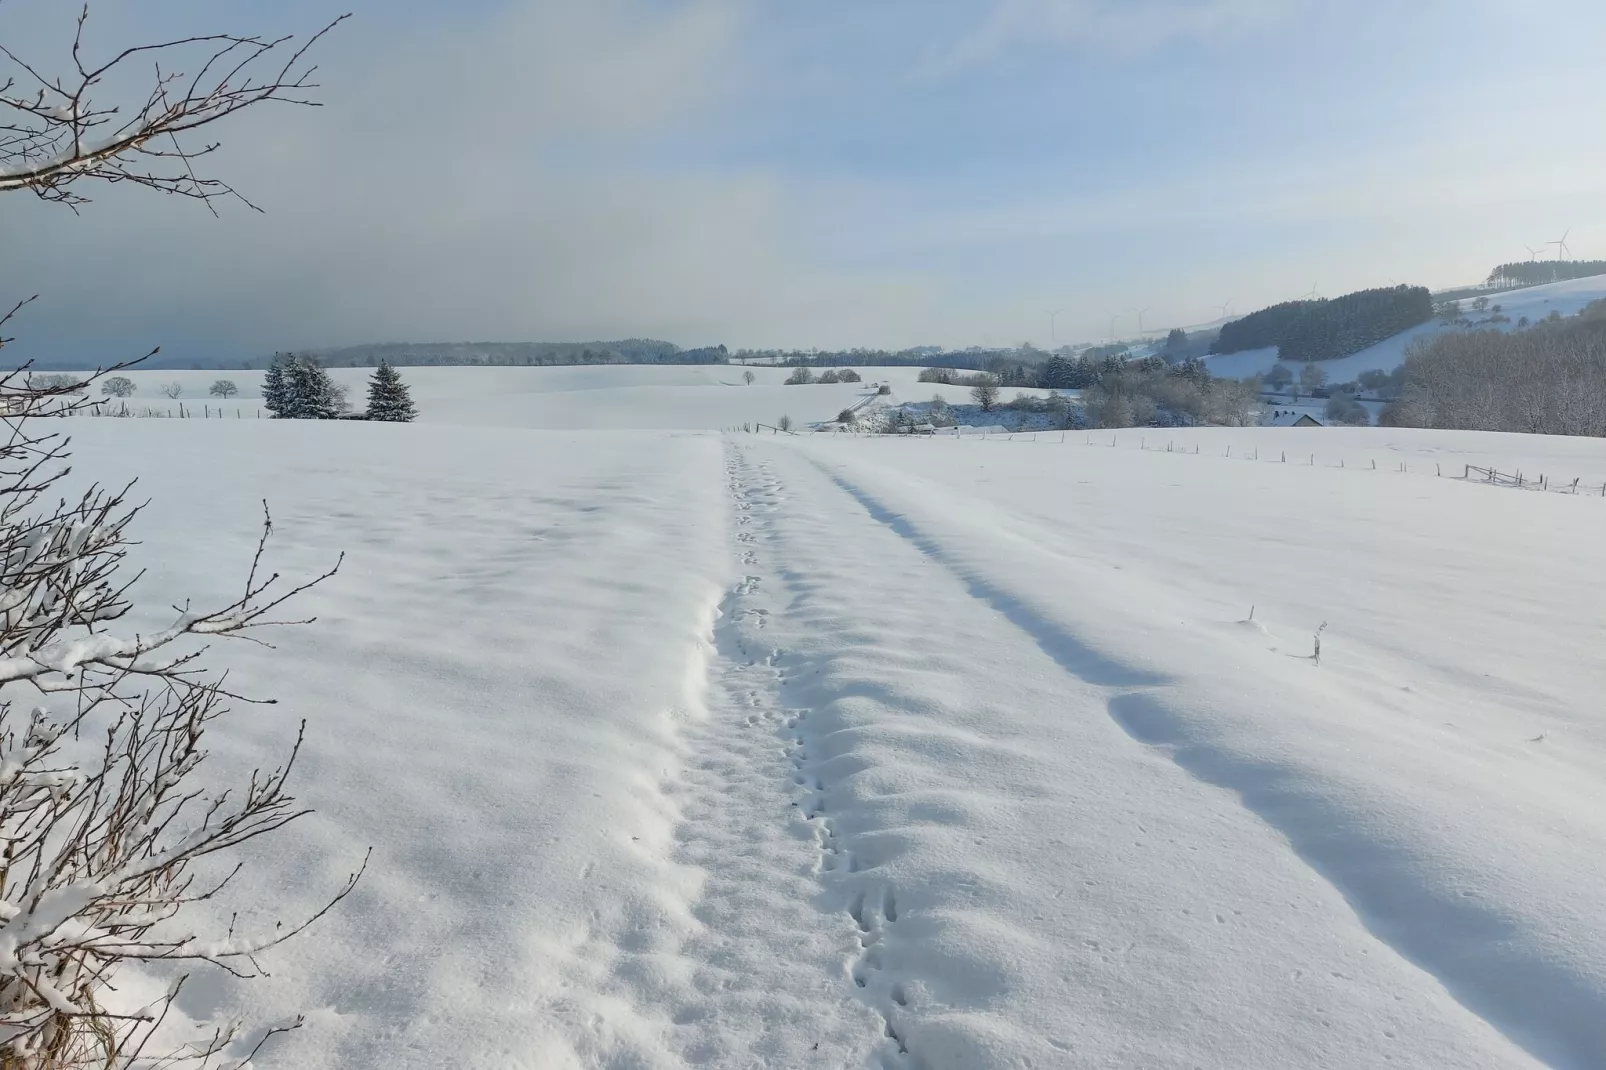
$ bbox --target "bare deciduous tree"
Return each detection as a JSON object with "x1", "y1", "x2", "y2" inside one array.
[
  {"x1": 159, "y1": 382, "x2": 183, "y2": 399},
  {"x1": 970, "y1": 373, "x2": 1000, "y2": 412},
  {"x1": 0, "y1": 6, "x2": 354, "y2": 1067},
  {"x1": 209, "y1": 379, "x2": 238, "y2": 399},
  {"x1": 1382, "y1": 310, "x2": 1606, "y2": 436},
  {"x1": 0, "y1": 7, "x2": 349, "y2": 211},
  {"x1": 1298, "y1": 363, "x2": 1327, "y2": 395},
  {"x1": 742, "y1": 369, "x2": 755, "y2": 386}
]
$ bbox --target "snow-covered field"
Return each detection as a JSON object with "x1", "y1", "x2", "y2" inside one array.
[
  {"x1": 64, "y1": 364, "x2": 1001, "y2": 430},
  {"x1": 1204, "y1": 274, "x2": 1606, "y2": 381},
  {"x1": 48, "y1": 368, "x2": 1606, "y2": 1070}
]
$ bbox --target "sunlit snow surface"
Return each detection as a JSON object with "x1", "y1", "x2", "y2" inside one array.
[{"x1": 54, "y1": 372, "x2": 1606, "y2": 1069}]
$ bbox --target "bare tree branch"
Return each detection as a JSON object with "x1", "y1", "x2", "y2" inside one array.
[
  {"x1": 0, "y1": 9, "x2": 359, "y2": 1062},
  {"x1": 0, "y1": 6, "x2": 349, "y2": 209}
]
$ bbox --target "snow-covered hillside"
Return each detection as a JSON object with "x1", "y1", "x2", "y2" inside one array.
[
  {"x1": 1204, "y1": 273, "x2": 1606, "y2": 381},
  {"x1": 49, "y1": 389, "x2": 1606, "y2": 1070}
]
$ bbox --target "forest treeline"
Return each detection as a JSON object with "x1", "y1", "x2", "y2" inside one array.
[
  {"x1": 1382, "y1": 299, "x2": 1606, "y2": 436},
  {"x1": 1486, "y1": 261, "x2": 1606, "y2": 288},
  {"x1": 1212, "y1": 285, "x2": 1433, "y2": 361}
]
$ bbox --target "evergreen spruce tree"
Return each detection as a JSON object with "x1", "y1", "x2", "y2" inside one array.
[
  {"x1": 365, "y1": 361, "x2": 417, "y2": 422},
  {"x1": 262, "y1": 353, "x2": 292, "y2": 417},
  {"x1": 279, "y1": 354, "x2": 341, "y2": 419}
]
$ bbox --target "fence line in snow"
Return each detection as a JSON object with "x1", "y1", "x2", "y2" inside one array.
[
  {"x1": 765, "y1": 424, "x2": 1606, "y2": 499},
  {"x1": 79, "y1": 402, "x2": 261, "y2": 419}
]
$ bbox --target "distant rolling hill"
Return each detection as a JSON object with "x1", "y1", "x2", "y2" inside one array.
[{"x1": 1204, "y1": 273, "x2": 1606, "y2": 381}]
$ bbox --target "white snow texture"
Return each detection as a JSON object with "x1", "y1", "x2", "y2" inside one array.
[{"x1": 48, "y1": 365, "x2": 1606, "y2": 1070}]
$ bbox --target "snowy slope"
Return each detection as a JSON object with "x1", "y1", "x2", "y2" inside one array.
[
  {"x1": 1204, "y1": 273, "x2": 1606, "y2": 381},
  {"x1": 46, "y1": 408, "x2": 1606, "y2": 1069}
]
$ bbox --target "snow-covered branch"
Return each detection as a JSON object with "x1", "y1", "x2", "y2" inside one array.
[
  {"x1": 0, "y1": 6, "x2": 358, "y2": 1064},
  {"x1": 0, "y1": 6, "x2": 348, "y2": 209}
]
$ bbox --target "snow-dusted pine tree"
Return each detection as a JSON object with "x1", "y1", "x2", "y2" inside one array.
[
  {"x1": 365, "y1": 361, "x2": 417, "y2": 422},
  {"x1": 262, "y1": 353, "x2": 291, "y2": 417},
  {"x1": 280, "y1": 355, "x2": 341, "y2": 419}
]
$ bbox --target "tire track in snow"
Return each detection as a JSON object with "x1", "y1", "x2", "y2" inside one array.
[{"x1": 808, "y1": 454, "x2": 1595, "y2": 1070}]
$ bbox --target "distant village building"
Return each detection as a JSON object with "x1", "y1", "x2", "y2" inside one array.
[{"x1": 1264, "y1": 409, "x2": 1324, "y2": 427}]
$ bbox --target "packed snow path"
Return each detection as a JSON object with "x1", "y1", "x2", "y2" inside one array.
[
  {"x1": 56, "y1": 420, "x2": 1606, "y2": 1069},
  {"x1": 688, "y1": 439, "x2": 1548, "y2": 1069}
]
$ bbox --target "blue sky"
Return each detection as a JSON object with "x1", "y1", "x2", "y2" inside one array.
[{"x1": 3, "y1": 0, "x2": 1604, "y2": 361}]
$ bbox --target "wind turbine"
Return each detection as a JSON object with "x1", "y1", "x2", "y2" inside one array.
[
  {"x1": 1524, "y1": 244, "x2": 1545, "y2": 262},
  {"x1": 1133, "y1": 307, "x2": 1151, "y2": 335},
  {"x1": 1304, "y1": 282, "x2": 1321, "y2": 300},
  {"x1": 1549, "y1": 228, "x2": 1573, "y2": 261},
  {"x1": 1046, "y1": 308, "x2": 1065, "y2": 345},
  {"x1": 1107, "y1": 313, "x2": 1120, "y2": 342},
  {"x1": 1215, "y1": 300, "x2": 1234, "y2": 320}
]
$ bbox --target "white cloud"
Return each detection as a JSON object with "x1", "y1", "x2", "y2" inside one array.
[
  {"x1": 921, "y1": 0, "x2": 1298, "y2": 73},
  {"x1": 0, "y1": 0, "x2": 957, "y2": 357}
]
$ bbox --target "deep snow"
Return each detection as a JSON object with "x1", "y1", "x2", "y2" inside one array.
[{"x1": 40, "y1": 375, "x2": 1606, "y2": 1069}]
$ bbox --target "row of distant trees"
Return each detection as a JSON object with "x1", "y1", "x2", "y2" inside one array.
[
  {"x1": 304, "y1": 339, "x2": 729, "y2": 368},
  {"x1": 68, "y1": 359, "x2": 418, "y2": 421},
  {"x1": 1380, "y1": 299, "x2": 1606, "y2": 435},
  {"x1": 921, "y1": 350, "x2": 1194, "y2": 393},
  {"x1": 89, "y1": 374, "x2": 243, "y2": 400},
  {"x1": 909, "y1": 357, "x2": 1256, "y2": 429},
  {"x1": 1486, "y1": 260, "x2": 1606, "y2": 289},
  {"x1": 783, "y1": 366, "x2": 862, "y2": 384},
  {"x1": 1080, "y1": 357, "x2": 1258, "y2": 428},
  {"x1": 1213, "y1": 285, "x2": 1434, "y2": 361}
]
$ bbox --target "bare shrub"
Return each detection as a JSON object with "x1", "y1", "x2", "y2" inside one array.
[
  {"x1": 0, "y1": 319, "x2": 360, "y2": 1067},
  {"x1": 0, "y1": 6, "x2": 355, "y2": 1066}
]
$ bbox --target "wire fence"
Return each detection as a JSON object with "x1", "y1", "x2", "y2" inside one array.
[
  {"x1": 81, "y1": 401, "x2": 262, "y2": 419},
  {"x1": 768, "y1": 424, "x2": 1606, "y2": 499}
]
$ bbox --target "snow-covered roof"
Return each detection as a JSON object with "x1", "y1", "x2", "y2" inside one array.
[{"x1": 1265, "y1": 410, "x2": 1324, "y2": 427}]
